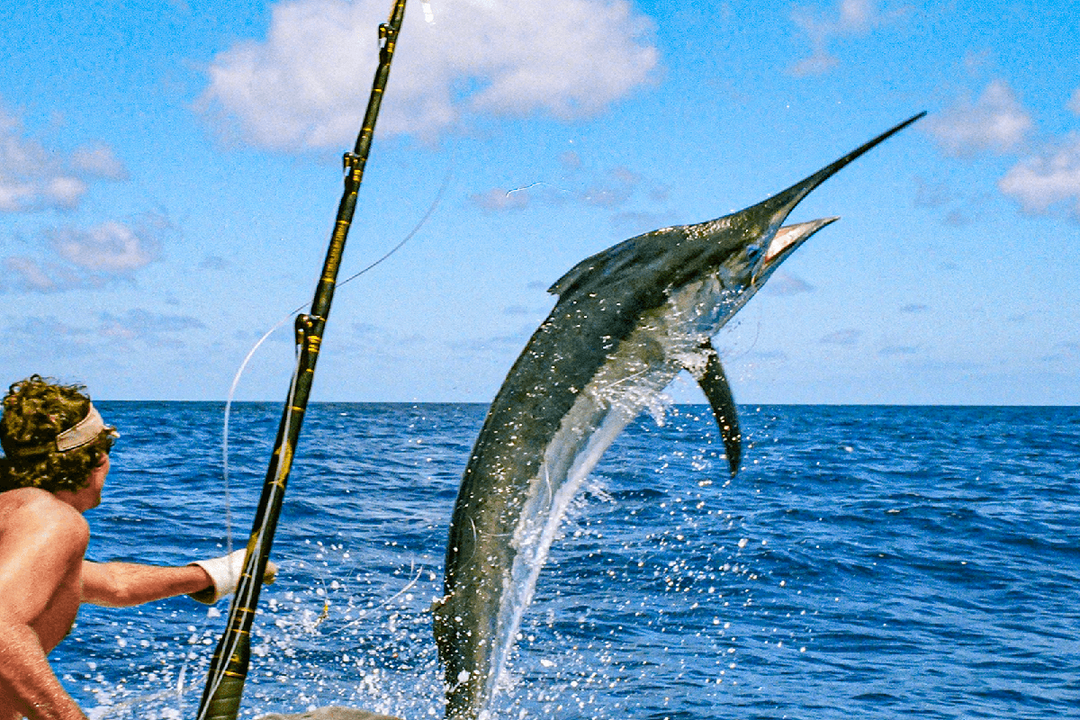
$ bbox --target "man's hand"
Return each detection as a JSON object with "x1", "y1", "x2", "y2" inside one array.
[{"x1": 188, "y1": 549, "x2": 278, "y2": 604}]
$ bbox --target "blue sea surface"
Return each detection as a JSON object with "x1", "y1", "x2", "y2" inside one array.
[{"x1": 57, "y1": 403, "x2": 1080, "y2": 719}]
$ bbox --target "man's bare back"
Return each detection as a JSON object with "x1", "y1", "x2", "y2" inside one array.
[
  {"x1": 2, "y1": 491, "x2": 87, "y2": 647},
  {"x1": 0, "y1": 488, "x2": 91, "y2": 720}
]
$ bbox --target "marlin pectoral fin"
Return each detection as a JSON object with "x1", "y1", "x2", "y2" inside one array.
[{"x1": 688, "y1": 341, "x2": 742, "y2": 476}]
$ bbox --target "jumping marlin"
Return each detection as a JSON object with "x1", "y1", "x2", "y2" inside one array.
[{"x1": 433, "y1": 113, "x2": 925, "y2": 719}]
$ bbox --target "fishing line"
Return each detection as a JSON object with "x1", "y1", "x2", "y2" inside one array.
[
  {"x1": 198, "y1": 361, "x2": 304, "y2": 720},
  {"x1": 338, "y1": 159, "x2": 451, "y2": 290},
  {"x1": 320, "y1": 563, "x2": 426, "y2": 637},
  {"x1": 721, "y1": 301, "x2": 765, "y2": 362},
  {"x1": 195, "y1": 157, "x2": 456, "y2": 715},
  {"x1": 220, "y1": 313, "x2": 297, "y2": 556},
  {"x1": 218, "y1": 157, "x2": 453, "y2": 551}
]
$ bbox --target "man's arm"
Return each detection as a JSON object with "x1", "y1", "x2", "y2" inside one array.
[
  {"x1": 0, "y1": 623, "x2": 89, "y2": 720},
  {"x1": 0, "y1": 492, "x2": 91, "y2": 720},
  {"x1": 82, "y1": 550, "x2": 277, "y2": 607},
  {"x1": 81, "y1": 561, "x2": 212, "y2": 608}
]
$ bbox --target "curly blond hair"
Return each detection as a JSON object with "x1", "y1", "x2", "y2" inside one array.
[{"x1": 0, "y1": 375, "x2": 116, "y2": 493}]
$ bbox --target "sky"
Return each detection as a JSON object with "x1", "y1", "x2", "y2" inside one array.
[{"x1": 1, "y1": 0, "x2": 1077, "y2": 405}]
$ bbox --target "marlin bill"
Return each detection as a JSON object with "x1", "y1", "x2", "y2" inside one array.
[{"x1": 434, "y1": 112, "x2": 925, "y2": 719}]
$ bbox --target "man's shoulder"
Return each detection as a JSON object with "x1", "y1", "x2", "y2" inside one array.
[
  {"x1": 0, "y1": 487, "x2": 89, "y2": 538},
  {"x1": 1, "y1": 486, "x2": 70, "y2": 510}
]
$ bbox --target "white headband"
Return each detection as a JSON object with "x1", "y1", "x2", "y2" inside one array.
[
  {"x1": 55, "y1": 403, "x2": 118, "y2": 452},
  {"x1": 3, "y1": 402, "x2": 118, "y2": 459}
]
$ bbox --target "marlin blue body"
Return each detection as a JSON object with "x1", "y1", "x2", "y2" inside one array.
[{"x1": 434, "y1": 113, "x2": 925, "y2": 719}]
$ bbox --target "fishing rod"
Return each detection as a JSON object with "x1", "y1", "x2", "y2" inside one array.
[{"x1": 196, "y1": 1, "x2": 410, "y2": 718}]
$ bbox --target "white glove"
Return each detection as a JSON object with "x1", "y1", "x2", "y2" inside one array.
[{"x1": 188, "y1": 549, "x2": 278, "y2": 604}]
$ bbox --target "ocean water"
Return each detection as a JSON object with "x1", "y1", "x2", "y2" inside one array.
[{"x1": 55, "y1": 402, "x2": 1080, "y2": 719}]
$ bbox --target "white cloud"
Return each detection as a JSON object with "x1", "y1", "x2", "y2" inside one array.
[
  {"x1": 1069, "y1": 88, "x2": 1080, "y2": 116},
  {"x1": 821, "y1": 329, "x2": 861, "y2": 345},
  {"x1": 835, "y1": 0, "x2": 894, "y2": 32},
  {"x1": 763, "y1": 271, "x2": 814, "y2": 296},
  {"x1": 580, "y1": 166, "x2": 638, "y2": 207},
  {"x1": 789, "y1": 0, "x2": 908, "y2": 77},
  {"x1": 998, "y1": 134, "x2": 1080, "y2": 218},
  {"x1": 470, "y1": 186, "x2": 531, "y2": 211},
  {"x1": 4, "y1": 257, "x2": 64, "y2": 292},
  {"x1": 3, "y1": 316, "x2": 94, "y2": 357},
  {"x1": 789, "y1": 52, "x2": 838, "y2": 78},
  {"x1": 913, "y1": 177, "x2": 955, "y2": 208},
  {"x1": 49, "y1": 218, "x2": 162, "y2": 273},
  {"x1": 4, "y1": 310, "x2": 203, "y2": 351},
  {"x1": 198, "y1": 0, "x2": 658, "y2": 149},
  {"x1": 72, "y1": 145, "x2": 129, "y2": 181},
  {"x1": 879, "y1": 345, "x2": 918, "y2": 356},
  {"x1": 3, "y1": 216, "x2": 165, "y2": 293},
  {"x1": 559, "y1": 150, "x2": 583, "y2": 172},
  {"x1": 0, "y1": 100, "x2": 128, "y2": 213},
  {"x1": 925, "y1": 80, "x2": 1033, "y2": 157},
  {"x1": 924, "y1": 83, "x2": 1080, "y2": 221},
  {"x1": 469, "y1": 160, "x2": 649, "y2": 213},
  {"x1": 610, "y1": 209, "x2": 673, "y2": 237},
  {"x1": 98, "y1": 309, "x2": 205, "y2": 344},
  {"x1": 199, "y1": 255, "x2": 230, "y2": 270},
  {"x1": 2, "y1": 255, "x2": 93, "y2": 293},
  {"x1": 43, "y1": 177, "x2": 88, "y2": 209}
]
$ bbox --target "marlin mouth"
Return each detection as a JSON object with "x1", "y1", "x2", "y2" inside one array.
[
  {"x1": 751, "y1": 216, "x2": 839, "y2": 287},
  {"x1": 763, "y1": 217, "x2": 839, "y2": 266}
]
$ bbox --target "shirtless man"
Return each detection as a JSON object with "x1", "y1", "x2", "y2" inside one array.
[{"x1": 0, "y1": 376, "x2": 273, "y2": 720}]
